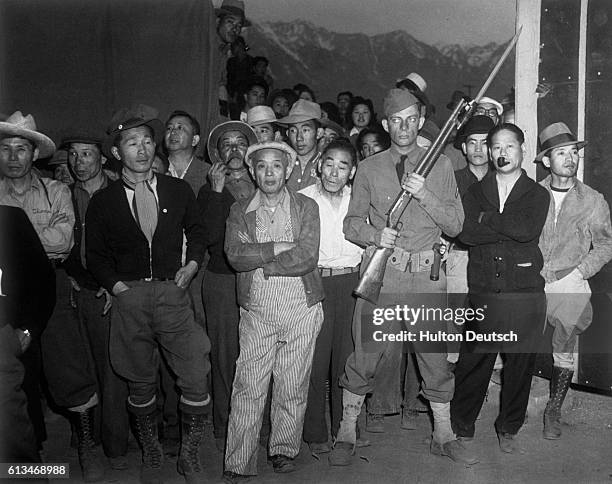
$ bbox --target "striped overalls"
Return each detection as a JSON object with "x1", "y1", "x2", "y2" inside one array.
[{"x1": 224, "y1": 203, "x2": 323, "y2": 475}]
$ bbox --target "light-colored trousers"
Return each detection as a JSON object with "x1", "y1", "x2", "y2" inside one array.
[
  {"x1": 544, "y1": 269, "x2": 592, "y2": 369},
  {"x1": 224, "y1": 273, "x2": 323, "y2": 476}
]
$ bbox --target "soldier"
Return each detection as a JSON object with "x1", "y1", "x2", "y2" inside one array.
[{"x1": 329, "y1": 89, "x2": 471, "y2": 465}]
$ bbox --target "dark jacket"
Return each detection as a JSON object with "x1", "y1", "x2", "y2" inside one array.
[
  {"x1": 0, "y1": 206, "x2": 55, "y2": 341},
  {"x1": 459, "y1": 170, "x2": 550, "y2": 294},
  {"x1": 224, "y1": 189, "x2": 324, "y2": 308},
  {"x1": 86, "y1": 175, "x2": 205, "y2": 292},
  {"x1": 197, "y1": 183, "x2": 238, "y2": 274}
]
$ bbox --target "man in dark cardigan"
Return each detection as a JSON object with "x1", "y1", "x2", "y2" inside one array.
[
  {"x1": 451, "y1": 123, "x2": 550, "y2": 456},
  {"x1": 86, "y1": 106, "x2": 211, "y2": 484}
]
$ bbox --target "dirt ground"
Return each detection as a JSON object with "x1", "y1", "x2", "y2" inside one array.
[{"x1": 44, "y1": 377, "x2": 612, "y2": 484}]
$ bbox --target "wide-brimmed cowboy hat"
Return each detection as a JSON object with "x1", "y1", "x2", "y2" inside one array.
[
  {"x1": 277, "y1": 99, "x2": 322, "y2": 126},
  {"x1": 246, "y1": 106, "x2": 278, "y2": 127},
  {"x1": 245, "y1": 141, "x2": 297, "y2": 177},
  {"x1": 0, "y1": 111, "x2": 56, "y2": 158},
  {"x1": 102, "y1": 104, "x2": 164, "y2": 159},
  {"x1": 215, "y1": 0, "x2": 251, "y2": 26},
  {"x1": 207, "y1": 120, "x2": 257, "y2": 162},
  {"x1": 535, "y1": 122, "x2": 586, "y2": 162}
]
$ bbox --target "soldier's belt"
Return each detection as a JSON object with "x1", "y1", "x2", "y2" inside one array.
[{"x1": 388, "y1": 247, "x2": 436, "y2": 273}]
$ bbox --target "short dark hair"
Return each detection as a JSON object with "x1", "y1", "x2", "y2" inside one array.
[
  {"x1": 244, "y1": 76, "x2": 269, "y2": 98},
  {"x1": 166, "y1": 110, "x2": 201, "y2": 137},
  {"x1": 356, "y1": 126, "x2": 391, "y2": 152},
  {"x1": 337, "y1": 91, "x2": 353, "y2": 101},
  {"x1": 322, "y1": 138, "x2": 357, "y2": 167},
  {"x1": 112, "y1": 124, "x2": 155, "y2": 149},
  {"x1": 319, "y1": 102, "x2": 341, "y2": 124},
  {"x1": 487, "y1": 122, "x2": 525, "y2": 147},
  {"x1": 350, "y1": 96, "x2": 374, "y2": 115},
  {"x1": 294, "y1": 84, "x2": 316, "y2": 102}
]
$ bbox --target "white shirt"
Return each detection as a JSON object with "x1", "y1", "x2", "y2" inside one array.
[
  {"x1": 168, "y1": 155, "x2": 194, "y2": 180},
  {"x1": 496, "y1": 172, "x2": 520, "y2": 214},
  {"x1": 299, "y1": 183, "x2": 363, "y2": 268}
]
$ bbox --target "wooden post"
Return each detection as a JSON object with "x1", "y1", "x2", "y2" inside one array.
[
  {"x1": 577, "y1": 0, "x2": 588, "y2": 182},
  {"x1": 515, "y1": 0, "x2": 541, "y2": 180}
]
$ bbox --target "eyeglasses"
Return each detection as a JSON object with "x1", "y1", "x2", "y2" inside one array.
[{"x1": 475, "y1": 107, "x2": 499, "y2": 117}]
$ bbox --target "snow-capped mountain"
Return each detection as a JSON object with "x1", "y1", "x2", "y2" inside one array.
[{"x1": 247, "y1": 20, "x2": 514, "y2": 114}]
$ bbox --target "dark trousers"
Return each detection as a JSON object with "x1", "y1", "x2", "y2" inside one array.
[
  {"x1": 110, "y1": 280, "x2": 210, "y2": 405},
  {"x1": 303, "y1": 272, "x2": 357, "y2": 443},
  {"x1": 19, "y1": 340, "x2": 46, "y2": 447},
  {"x1": 451, "y1": 291, "x2": 545, "y2": 437},
  {"x1": 77, "y1": 288, "x2": 129, "y2": 457},
  {"x1": 0, "y1": 325, "x2": 40, "y2": 464},
  {"x1": 451, "y1": 351, "x2": 537, "y2": 437},
  {"x1": 41, "y1": 268, "x2": 98, "y2": 408},
  {"x1": 202, "y1": 270, "x2": 240, "y2": 439}
]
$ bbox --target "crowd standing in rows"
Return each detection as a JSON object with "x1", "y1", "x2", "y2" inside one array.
[{"x1": 2, "y1": 1, "x2": 612, "y2": 483}]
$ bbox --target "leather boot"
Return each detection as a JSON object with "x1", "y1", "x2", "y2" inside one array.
[
  {"x1": 177, "y1": 410, "x2": 206, "y2": 483},
  {"x1": 329, "y1": 390, "x2": 364, "y2": 466},
  {"x1": 130, "y1": 404, "x2": 164, "y2": 484},
  {"x1": 74, "y1": 407, "x2": 105, "y2": 482},
  {"x1": 543, "y1": 366, "x2": 573, "y2": 440}
]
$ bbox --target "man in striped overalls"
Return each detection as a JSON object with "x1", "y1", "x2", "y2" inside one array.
[{"x1": 222, "y1": 141, "x2": 324, "y2": 482}]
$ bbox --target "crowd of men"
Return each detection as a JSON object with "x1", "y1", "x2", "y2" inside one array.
[{"x1": 2, "y1": 1, "x2": 612, "y2": 483}]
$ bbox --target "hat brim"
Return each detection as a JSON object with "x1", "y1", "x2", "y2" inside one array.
[
  {"x1": 215, "y1": 7, "x2": 251, "y2": 26},
  {"x1": 276, "y1": 114, "x2": 319, "y2": 126},
  {"x1": 60, "y1": 136, "x2": 103, "y2": 151},
  {"x1": 245, "y1": 141, "x2": 297, "y2": 177},
  {"x1": 102, "y1": 118, "x2": 164, "y2": 161},
  {"x1": 535, "y1": 140, "x2": 587, "y2": 162},
  {"x1": 249, "y1": 117, "x2": 278, "y2": 127},
  {"x1": 207, "y1": 121, "x2": 258, "y2": 162},
  {"x1": 0, "y1": 122, "x2": 56, "y2": 158},
  {"x1": 320, "y1": 119, "x2": 346, "y2": 137}
]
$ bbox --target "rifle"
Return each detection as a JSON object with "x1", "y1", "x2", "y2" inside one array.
[{"x1": 354, "y1": 27, "x2": 522, "y2": 304}]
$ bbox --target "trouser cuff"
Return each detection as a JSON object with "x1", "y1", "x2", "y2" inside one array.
[{"x1": 68, "y1": 393, "x2": 98, "y2": 413}]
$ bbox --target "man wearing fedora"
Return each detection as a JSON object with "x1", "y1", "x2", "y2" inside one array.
[
  {"x1": 278, "y1": 99, "x2": 326, "y2": 192},
  {"x1": 61, "y1": 134, "x2": 130, "y2": 471},
  {"x1": 246, "y1": 105, "x2": 280, "y2": 143},
  {"x1": 330, "y1": 89, "x2": 469, "y2": 466},
  {"x1": 536, "y1": 122, "x2": 612, "y2": 440},
  {"x1": 197, "y1": 120, "x2": 257, "y2": 450},
  {"x1": 86, "y1": 105, "x2": 211, "y2": 484},
  {"x1": 215, "y1": 0, "x2": 250, "y2": 117},
  {"x1": 222, "y1": 140, "x2": 323, "y2": 481}
]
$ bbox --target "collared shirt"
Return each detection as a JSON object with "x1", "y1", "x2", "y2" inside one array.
[
  {"x1": 168, "y1": 155, "x2": 194, "y2": 180},
  {"x1": 246, "y1": 187, "x2": 291, "y2": 241},
  {"x1": 496, "y1": 172, "x2": 520, "y2": 214},
  {"x1": 0, "y1": 172, "x2": 74, "y2": 259},
  {"x1": 300, "y1": 182, "x2": 362, "y2": 268},
  {"x1": 344, "y1": 145, "x2": 464, "y2": 253},
  {"x1": 286, "y1": 151, "x2": 321, "y2": 193},
  {"x1": 454, "y1": 166, "x2": 487, "y2": 198}
]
